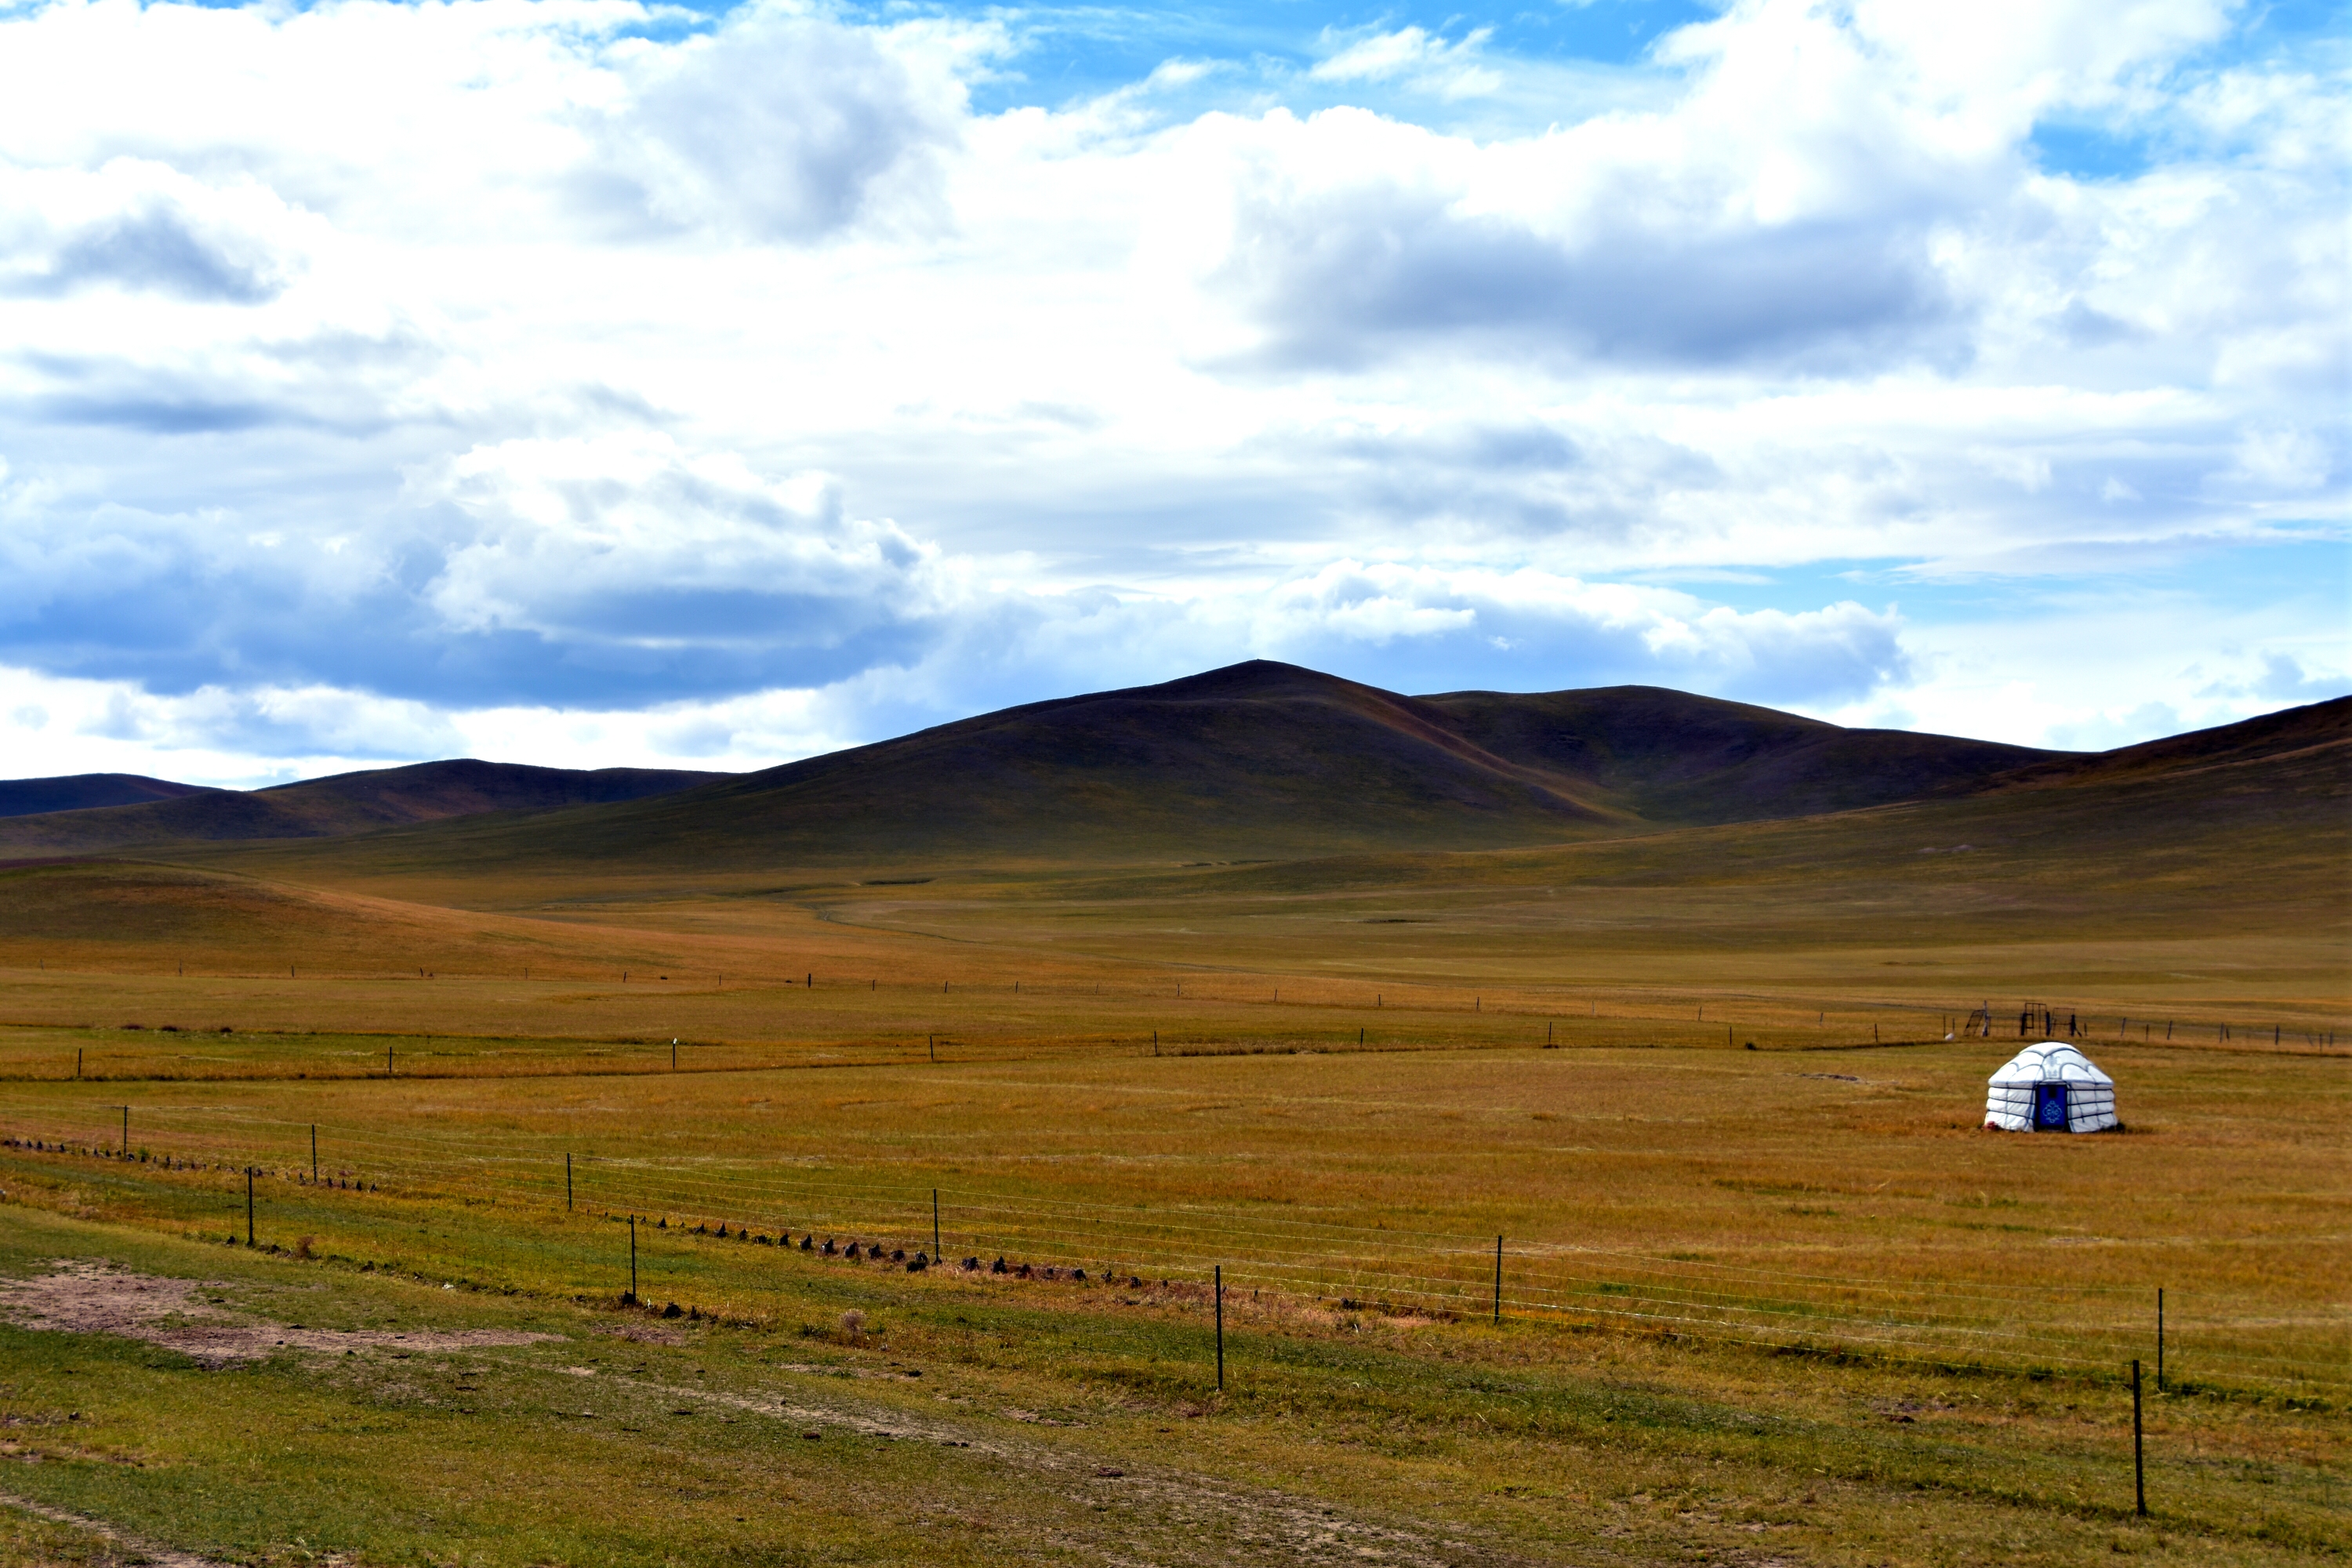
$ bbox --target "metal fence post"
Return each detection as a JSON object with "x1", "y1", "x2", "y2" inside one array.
[
  {"x1": 2132, "y1": 1359, "x2": 2147, "y2": 1517},
  {"x1": 1215, "y1": 1265, "x2": 1225, "y2": 1390}
]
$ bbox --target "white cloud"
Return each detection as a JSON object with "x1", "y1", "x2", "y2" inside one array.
[
  {"x1": 0, "y1": 158, "x2": 318, "y2": 302},
  {"x1": 592, "y1": 6, "x2": 982, "y2": 241},
  {"x1": 0, "y1": 662, "x2": 463, "y2": 783},
  {"x1": 1310, "y1": 27, "x2": 1502, "y2": 100},
  {"x1": 2224, "y1": 426, "x2": 2332, "y2": 492},
  {"x1": 0, "y1": 0, "x2": 2337, "y2": 782},
  {"x1": 419, "y1": 433, "x2": 938, "y2": 649}
]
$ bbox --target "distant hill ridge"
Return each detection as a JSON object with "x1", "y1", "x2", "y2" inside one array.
[
  {"x1": 0, "y1": 758, "x2": 724, "y2": 854},
  {"x1": 1982, "y1": 694, "x2": 2352, "y2": 792},
  {"x1": 180, "y1": 662, "x2": 2089, "y2": 873},
  {"x1": 441, "y1": 662, "x2": 2340, "y2": 869},
  {"x1": 0, "y1": 773, "x2": 218, "y2": 818},
  {"x1": 4, "y1": 665, "x2": 2339, "y2": 869}
]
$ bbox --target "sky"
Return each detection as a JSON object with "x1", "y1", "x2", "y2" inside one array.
[{"x1": 0, "y1": 0, "x2": 2344, "y2": 786}]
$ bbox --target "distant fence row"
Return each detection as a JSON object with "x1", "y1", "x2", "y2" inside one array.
[
  {"x1": 0, "y1": 1011, "x2": 2340, "y2": 1085},
  {"x1": 4, "y1": 967, "x2": 2343, "y2": 1053},
  {"x1": 1, "y1": 1098, "x2": 2340, "y2": 1399}
]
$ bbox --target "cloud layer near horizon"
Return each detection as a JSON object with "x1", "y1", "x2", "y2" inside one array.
[{"x1": 0, "y1": 0, "x2": 2342, "y2": 785}]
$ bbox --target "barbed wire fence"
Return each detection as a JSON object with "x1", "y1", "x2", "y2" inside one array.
[{"x1": 0, "y1": 1098, "x2": 2340, "y2": 1399}]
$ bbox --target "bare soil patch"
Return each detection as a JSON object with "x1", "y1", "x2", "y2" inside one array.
[{"x1": 0, "y1": 1261, "x2": 559, "y2": 1367}]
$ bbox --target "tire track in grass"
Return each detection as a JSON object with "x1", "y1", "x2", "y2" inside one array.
[
  {"x1": 485, "y1": 1352, "x2": 1548, "y2": 1568},
  {"x1": 0, "y1": 1489, "x2": 234, "y2": 1568}
]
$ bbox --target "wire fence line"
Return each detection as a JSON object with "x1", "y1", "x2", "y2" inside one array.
[
  {"x1": 2, "y1": 1097, "x2": 2341, "y2": 1398},
  {"x1": 2, "y1": 981, "x2": 2342, "y2": 1057},
  {"x1": 2, "y1": 1019, "x2": 2342, "y2": 1089}
]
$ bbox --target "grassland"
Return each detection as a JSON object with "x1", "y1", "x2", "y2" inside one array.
[
  {"x1": 0, "y1": 1110, "x2": 2344, "y2": 1568},
  {"x1": 0, "y1": 710, "x2": 2345, "y2": 1566}
]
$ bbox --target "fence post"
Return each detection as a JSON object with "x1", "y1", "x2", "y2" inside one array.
[
  {"x1": 246, "y1": 1168, "x2": 256, "y2": 1247},
  {"x1": 1215, "y1": 1265, "x2": 1225, "y2": 1391},
  {"x1": 933, "y1": 1189, "x2": 941, "y2": 1259},
  {"x1": 628, "y1": 1216, "x2": 638, "y2": 1303},
  {"x1": 2157, "y1": 1288, "x2": 2165, "y2": 1391},
  {"x1": 312, "y1": 1125, "x2": 318, "y2": 1183},
  {"x1": 567, "y1": 1152, "x2": 573, "y2": 1211},
  {"x1": 1494, "y1": 1236, "x2": 1503, "y2": 1324},
  {"x1": 121, "y1": 1105, "x2": 128, "y2": 1156},
  {"x1": 2132, "y1": 1359, "x2": 2147, "y2": 1516}
]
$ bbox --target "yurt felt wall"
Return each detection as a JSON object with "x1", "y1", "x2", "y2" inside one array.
[{"x1": 1985, "y1": 1042, "x2": 2118, "y2": 1132}]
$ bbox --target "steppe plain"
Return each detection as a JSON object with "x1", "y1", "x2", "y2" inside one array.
[{"x1": 0, "y1": 667, "x2": 2344, "y2": 1567}]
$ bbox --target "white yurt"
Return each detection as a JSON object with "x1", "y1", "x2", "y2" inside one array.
[{"x1": 1984, "y1": 1043, "x2": 2118, "y2": 1133}]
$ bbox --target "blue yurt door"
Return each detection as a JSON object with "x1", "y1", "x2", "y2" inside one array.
[{"x1": 2033, "y1": 1080, "x2": 2071, "y2": 1131}]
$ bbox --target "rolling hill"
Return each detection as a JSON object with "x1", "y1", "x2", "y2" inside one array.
[
  {"x1": 0, "y1": 773, "x2": 217, "y2": 818},
  {"x1": 15, "y1": 665, "x2": 2341, "y2": 890},
  {"x1": 0, "y1": 667, "x2": 2339, "y2": 988},
  {"x1": 187, "y1": 662, "x2": 2078, "y2": 882},
  {"x1": 0, "y1": 759, "x2": 724, "y2": 855},
  {"x1": 1980, "y1": 693, "x2": 2352, "y2": 791}
]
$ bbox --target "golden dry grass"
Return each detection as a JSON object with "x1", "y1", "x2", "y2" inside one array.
[
  {"x1": 1, "y1": 1024, "x2": 2343, "y2": 1388},
  {"x1": 0, "y1": 751, "x2": 2343, "y2": 1565}
]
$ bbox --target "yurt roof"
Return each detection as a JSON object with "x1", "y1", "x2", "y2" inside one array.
[{"x1": 1988, "y1": 1042, "x2": 2114, "y2": 1087}]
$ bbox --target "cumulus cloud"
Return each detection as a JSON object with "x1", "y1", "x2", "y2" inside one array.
[
  {"x1": 77, "y1": 681, "x2": 466, "y2": 759},
  {"x1": 1246, "y1": 562, "x2": 1910, "y2": 704},
  {"x1": 0, "y1": 434, "x2": 948, "y2": 709},
  {"x1": 0, "y1": 159, "x2": 310, "y2": 302},
  {"x1": 1180, "y1": 1, "x2": 2005, "y2": 375},
  {"x1": 0, "y1": 661, "x2": 463, "y2": 782},
  {"x1": 1195, "y1": 132, "x2": 1957, "y2": 370},
  {"x1": 1171, "y1": 0, "x2": 2337, "y2": 379},
  {"x1": 2201, "y1": 651, "x2": 2352, "y2": 706},
  {"x1": 590, "y1": 7, "x2": 978, "y2": 240},
  {"x1": 420, "y1": 434, "x2": 945, "y2": 682}
]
